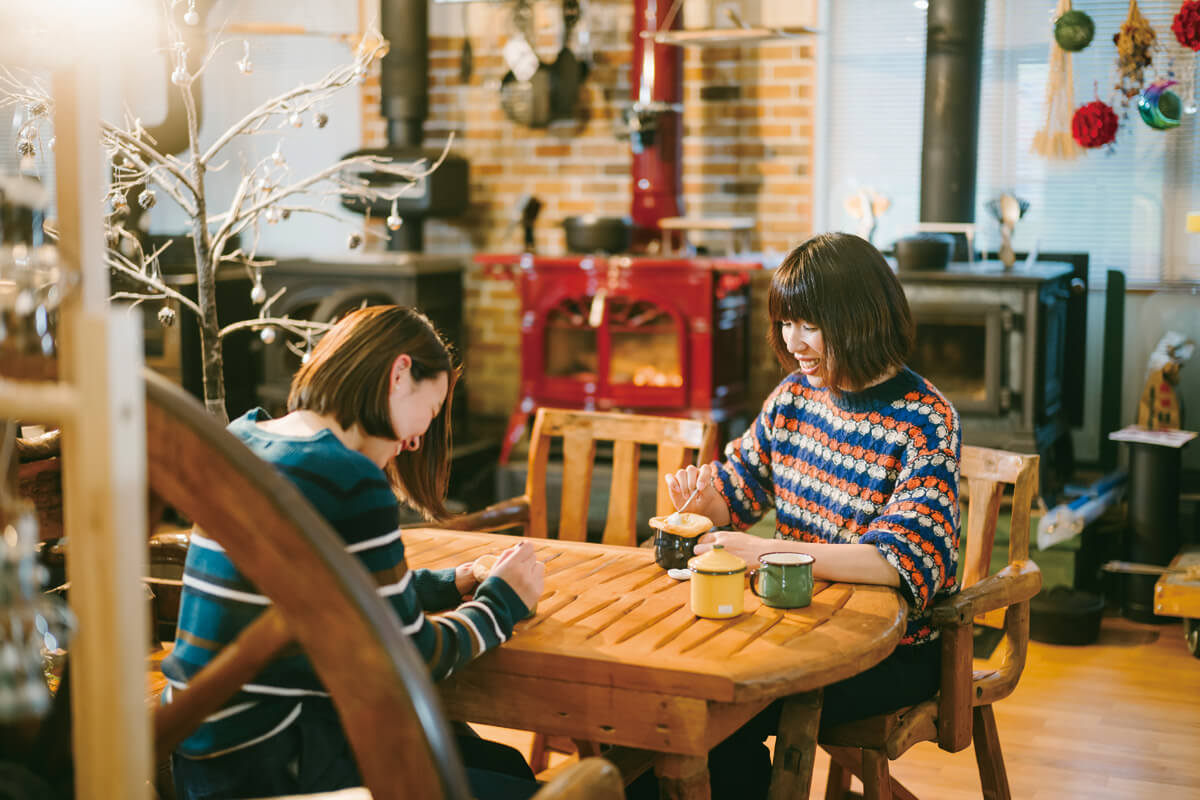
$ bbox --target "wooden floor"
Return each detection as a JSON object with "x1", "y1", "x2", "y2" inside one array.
[{"x1": 477, "y1": 614, "x2": 1200, "y2": 799}]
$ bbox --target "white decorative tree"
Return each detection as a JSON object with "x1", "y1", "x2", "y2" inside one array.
[{"x1": 1, "y1": 2, "x2": 447, "y2": 422}]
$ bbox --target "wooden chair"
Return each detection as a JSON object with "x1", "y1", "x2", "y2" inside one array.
[
  {"x1": 819, "y1": 445, "x2": 1041, "y2": 800},
  {"x1": 24, "y1": 374, "x2": 624, "y2": 800},
  {"x1": 444, "y1": 408, "x2": 717, "y2": 547},
  {"x1": 444, "y1": 408, "x2": 716, "y2": 773}
]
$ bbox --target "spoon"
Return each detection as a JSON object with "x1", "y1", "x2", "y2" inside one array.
[{"x1": 665, "y1": 485, "x2": 702, "y2": 526}]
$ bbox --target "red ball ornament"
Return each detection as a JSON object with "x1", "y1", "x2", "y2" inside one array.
[
  {"x1": 1071, "y1": 100, "x2": 1119, "y2": 148},
  {"x1": 1173, "y1": 0, "x2": 1200, "y2": 51}
]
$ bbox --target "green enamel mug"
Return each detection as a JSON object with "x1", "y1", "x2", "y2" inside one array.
[{"x1": 748, "y1": 552, "x2": 814, "y2": 609}]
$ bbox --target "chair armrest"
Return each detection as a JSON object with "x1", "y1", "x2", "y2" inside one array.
[
  {"x1": 931, "y1": 560, "x2": 1042, "y2": 627},
  {"x1": 437, "y1": 496, "x2": 532, "y2": 532},
  {"x1": 532, "y1": 757, "x2": 624, "y2": 800}
]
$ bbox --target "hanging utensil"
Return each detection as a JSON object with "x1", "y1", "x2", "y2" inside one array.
[
  {"x1": 550, "y1": 0, "x2": 583, "y2": 120},
  {"x1": 499, "y1": 0, "x2": 552, "y2": 128},
  {"x1": 458, "y1": 2, "x2": 473, "y2": 83}
]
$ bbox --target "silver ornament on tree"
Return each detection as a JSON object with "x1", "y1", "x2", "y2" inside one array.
[
  {"x1": 250, "y1": 270, "x2": 267, "y2": 304},
  {"x1": 347, "y1": 231, "x2": 363, "y2": 249},
  {"x1": 271, "y1": 145, "x2": 286, "y2": 166},
  {"x1": 157, "y1": 305, "x2": 177, "y2": 327},
  {"x1": 183, "y1": 1, "x2": 199, "y2": 25},
  {"x1": 314, "y1": 111, "x2": 329, "y2": 128},
  {"x1": 289, "y1": 112, "x2": 302, "y2": 128},
  {"x1": 386, "y1": 199, "x2": 403, "y2": 231},
  {"x1": 259, "y1": 327, "x2": 277, "y2": 344},
  {"x1": 138, "y1": 189, "x2": 157, "y2": 209}
]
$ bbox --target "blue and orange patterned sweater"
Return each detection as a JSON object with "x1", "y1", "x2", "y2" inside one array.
[{"x1": 712, "y1": 368, "x2": 960, "y2": 645}]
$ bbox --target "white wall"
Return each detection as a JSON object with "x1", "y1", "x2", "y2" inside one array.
[{"x1": 119, "y1": 0, "x2": 362, "y2": 260}]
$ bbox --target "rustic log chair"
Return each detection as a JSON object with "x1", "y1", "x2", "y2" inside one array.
[
  {"x1": 23, "y1": 373, "x2": 623, "y2": 800},
  {"x1": 441, "y1": 407, "x2": 717, "y2": 772},
  {"x1": 818, "y1": 445, "x2": 1041, "y2": 800}
]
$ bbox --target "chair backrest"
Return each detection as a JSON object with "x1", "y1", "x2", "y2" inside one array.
[
  {"x1": 959, "y1": 445, "x2": 1038, "y2": 592},
  {"x1": 523, "y1": 408, "x2": 717, "y2": 546},
  {"x1": 936, "y1": 444, "x2": 1039, "y2": 751}
]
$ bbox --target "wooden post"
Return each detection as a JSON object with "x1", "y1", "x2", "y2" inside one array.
[{"x1": 53, "y1": 62, "x2": 153, "y2": 800}]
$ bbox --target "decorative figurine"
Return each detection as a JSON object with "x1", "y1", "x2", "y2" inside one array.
[
  {"x1": 986, "y1": 193, "x2": 1030, "y2": 268},
  {"x1": 1138, "y1": 332, "x2": 1195, "y2": 430}
]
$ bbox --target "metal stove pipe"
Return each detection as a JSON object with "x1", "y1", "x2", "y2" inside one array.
[
  {"x1": 630, "y1": 0, "x2": 684, "y2": 245},
  {"x1": 919, "y1": 0, "x2": 985, "y2": 228},
  {"x1": 380, "y1": 0, "x2": 428, "y2": 249}
]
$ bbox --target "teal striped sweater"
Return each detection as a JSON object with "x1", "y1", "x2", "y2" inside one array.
[{"x1": 161, "y1": 409, "x2": 528, "y2": 759}]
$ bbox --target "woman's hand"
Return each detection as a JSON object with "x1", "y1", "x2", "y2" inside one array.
[
  {"x1": 664, "y1": 463, "x2": 732, "y2": 527},
  {"x1": 488, "y1": 540, "x2": 545, "y2": 610},
  {"x1": 693, "y1": 530, "x2": 775, "y2": 564},
  {"x1": 454, "y1": 563, "x2": 477, "y2": 596}
]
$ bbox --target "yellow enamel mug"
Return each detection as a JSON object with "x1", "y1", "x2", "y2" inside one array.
[{"x1": 688, "y1": 545, "x2": 747, "y2": 619}]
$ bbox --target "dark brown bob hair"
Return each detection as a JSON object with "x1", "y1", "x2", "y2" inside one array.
[
  {"x1": 767, "y1": 232, "x2": 914, "y2": 392},
  {"x1": 287, "y1": 305, "x2": 459, "y2": 521}
]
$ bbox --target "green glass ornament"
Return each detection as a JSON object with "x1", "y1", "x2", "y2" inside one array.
[{"x1": 1054, "y1": 10, "x2": 1095, "y2": 52}]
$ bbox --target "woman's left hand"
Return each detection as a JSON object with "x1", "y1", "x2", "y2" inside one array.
[
  {"x1": 454, "y1": 563, "x2": 477, "y2": 596},
  {"x1": 693, "y1": 531, "x2": 776, "y2": 565}
]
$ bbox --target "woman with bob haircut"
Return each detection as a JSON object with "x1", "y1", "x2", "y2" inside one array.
[
  {"x1": 164, "y1": 305, "x2": 545, "y2": 800},
  {"x1": 661, "y1": 232, "x2": 961, "y2": 799}
]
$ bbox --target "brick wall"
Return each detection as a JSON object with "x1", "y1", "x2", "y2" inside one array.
[{"x1": 362, "y1": 1, "x2": 814, "y2": 425}]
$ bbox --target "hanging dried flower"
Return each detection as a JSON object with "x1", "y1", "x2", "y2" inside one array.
[
  {"x1": 1173, "y1": 1, "x2": 1200, "y2": 51},
  {"x1": 1035, "y1": 0, "x2": 1085, "y2": 160},
  {"x1": 1071, "y1": 100, "x2": 1119, "y2": 148},
  {"x1": 1113, "y1": 0, "x2": 1156, "y2": 100}
]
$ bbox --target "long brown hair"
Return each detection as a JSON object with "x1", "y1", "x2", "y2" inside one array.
[
  {"x1": 767, "y1": 232, "x2": 914, "y2": 392},
  {"x1": 287, "y1": 305, "x2": 459, "y2": 520}
]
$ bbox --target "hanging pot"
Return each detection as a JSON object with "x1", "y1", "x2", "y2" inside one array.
[{"x1": 499, "y1": 0, "x2": 553, "y2": 129}]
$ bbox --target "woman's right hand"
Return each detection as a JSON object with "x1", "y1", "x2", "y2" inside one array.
[
  {"x1": 664, "y1": 463, "x2": 732, "y2": 527},
  {"x1": 487, "y1": 540, "x2": 545, "y2": 611}
]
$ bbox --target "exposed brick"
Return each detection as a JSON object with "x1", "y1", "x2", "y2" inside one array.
[{"x1": 362, "y1": 29, "x2": 816, "y2": 417}]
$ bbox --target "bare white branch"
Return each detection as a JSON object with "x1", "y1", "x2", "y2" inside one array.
[
  {"x1": 105, "y1": 252, "x2": 203, "y2": 318},
  {"x1": 201, "y1": 31, "x2": 389, "y2": 166},
  {"x1": 219, "y1": 316, "x2": 333, "y2": 340}
]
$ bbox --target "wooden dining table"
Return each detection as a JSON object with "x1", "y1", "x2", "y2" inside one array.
[{"x1": 405, "y1": 529, "x2": 906, "y2": 800}]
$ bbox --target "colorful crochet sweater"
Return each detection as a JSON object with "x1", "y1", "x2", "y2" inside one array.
[
  {"x1": 712, "y1": 368, "x2": 960, "y2": 645},
  {"x1": 161, "y1": 409, "x2": 528, "y2": 759}
]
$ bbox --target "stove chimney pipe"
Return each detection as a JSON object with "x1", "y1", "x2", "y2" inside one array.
[
  {"x1": 919, "y1": 0, "x2": 985, "y2": 228},
  {"x1": 380, "y1": 0, "x2": 427, "y2": 151}
]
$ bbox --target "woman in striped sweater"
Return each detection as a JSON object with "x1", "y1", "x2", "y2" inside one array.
[
  {"x1": 164, "y1": 305, "x2": 544, "y2": 800},
  {"x1": 664, "y1": 233, "x2": 961, "y2": 799}
]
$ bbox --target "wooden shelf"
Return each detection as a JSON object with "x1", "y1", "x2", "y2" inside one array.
[
  {"x1": 641, "y1": 26, "x2": 818, "y2": 47},
  {"x1": 659, "y1": 216, "x2": 754, "y2": 232}
]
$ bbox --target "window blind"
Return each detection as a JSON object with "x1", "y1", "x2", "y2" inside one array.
[{"x1": 824, "y1": 0, "x2": 1200, "y2": 285}]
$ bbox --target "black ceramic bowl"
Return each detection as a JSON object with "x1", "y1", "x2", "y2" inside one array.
[{"x1": 563, "y1": 215, "x2": 633, "y2": 254}]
